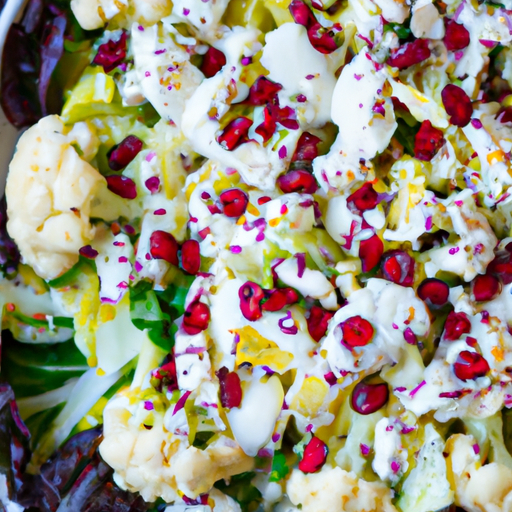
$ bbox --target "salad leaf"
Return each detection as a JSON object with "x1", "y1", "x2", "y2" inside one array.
[
  {"x1": 269, "y1": 450, "x2": 289, "y2": 482},
  {"x1": 214, "y1": 472, "x2": 262, "y2": 511}
]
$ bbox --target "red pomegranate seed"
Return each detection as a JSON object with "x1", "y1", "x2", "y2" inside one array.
[
  {"x1": 444, "y1": 311, "x2": 472, "y2": 341},
  {"x1": 472, "y1": 274, "x2": 501, "y2": 301},
  {"x1": 381, "y1": 250, "x2": 415, "y2": 286},
  {"x1": 307, "y1": 305, "x2": 334, "y2": 342},
  {"x1": 275, "y1": 105, "x2": 300, "y2": 130},
  {"x1": 255, "y1": 105, "x2": 277, "y2": 143},
  {"x1": 262, "y1": 289, "x2": 288, "y2": 312},
  {"x1": 414, "y1": 120, "x2": 445, "y2": 161},
  {"x1": 441, "y1": 84, "x2": 473, "y2": 127},
  {"x1": 245, "y1": 76, "x2": 283, "y2": 106},
  {"x1": 216, "y1": 366, "x2": 242, "y2": 409},
  {"x1": 453, "y1": 350, "x2": 490, "y2": 381},
  {"x1": 239, "y1": 282, "x2": 265, "y2": 321},
  {"x1": 339, "y1": 316, "x2": 374, "y2": 348},
  {"x1": 497, "y1": 107, "x2": 512, "y2": 124},
  {"x1": 289, "y1": 0, "x2": 317, "y2": 28},
  {"x1": 307, "y1": 23, "x2": 339, "y2": 54},
  {"x1": 93, "y1": 31, "x2": 127, "y2": 73},
  {"x1": 417, "y1": 278, "x2": 449, "y2": 307},
  {"x1": 277, "y1": 170, "x2": 318, "y2": 194},
  {"x1": 219, "y1": 188, "x2": 249, "y2": 218},
  {"x1": 347, "y1": 183, "x2": 378, "y2": 211},
  {"x1": 292, "y1": 132, "x2": 322, "y2": 161},
  {"x1": 79, "y1": 245, "x2": 98, "y2": 259},
  {"x1": 149, "y1": 230, "x2": 179, "y2": 265},
  {"x1": 181, "y1": 239, "x2": 201, "y2": 275},
  {"x1": 106, "y1": 175, "x2": 137, "y2": 199},
  {"x1": 284, "y1": 288, "x2": 299, "y2": 304},
  {"x1": 351, "y1": 381, "x2": 389, "y2": 415},
  {"x1": 200, "y1": 46, "x2": 226, "y2": 78},
  {"x1": 386, "y1": 38, "x2": 431, "y2": 70},
  {"x1": 298, "y1": 436, "x2": 328, "y2": 473},
  {"x1": 359, "y1": 234, "x2": 383, "y2": 273},
  {"x1": 217, "y1": 117, "x2": 253, "y2": 151},
  {"x1": 108, "y1": 135, "x2": 144, "y2": 171},
  {"x1": 182, "y1": 300, "x2": 211, "y2": 335},
  {"x1": 444, "y1": 19, "x2": 470, "y2": 51}
]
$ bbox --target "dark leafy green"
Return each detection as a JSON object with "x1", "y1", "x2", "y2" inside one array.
[{"x1": 214, "y1": 472, "x2": 262, "y2": 511}]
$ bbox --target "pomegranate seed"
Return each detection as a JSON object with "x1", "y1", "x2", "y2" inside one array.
[
  {"x1": 381, "y1": 250, "x2": 415, "y2": 286},
  {"x1": 487, "y1": 247, "x2": 512, "y2": 284},
  {"x1": 472, "y1": 274, "x2": 501, "y2": 301},
  {"x1": 217, "y1": 117, "x2": 253, "y2": 151},
  {"x1": 284, "y1": 288, "x2": 300, "y2": 304},
  {"x1": 154, "y1": 357, "x2": 178, "y2": 392},
  {"x1": 414, "y1": 120, "x2": 445, "y2": 161},
  {"x1": 79, "y1": 245, "x2": 98, "y2": 259},
  {"x1": 307, "y1": 23, "x2": 339, "y2": 54},
  {"x1": 106, "y1": 175, "x2": 137, "y2": 199},
  {"x1": 441, "y1": 84, "x2": 473, "y2": 127},
  {"x1": 245, "y1": 76, "x2": 283, "y2": 106},
  {"x1": 347, "y1": 183, "x2": 378, "y2": 211},
  {"x1": 277, "y1": 170, "x2": 318, "y2": 194},
  {"x1": 351, "y1": 381, "x2": 389, "y2": 415},
  {"x1": 216, "y1": 367, "x2": 242, "y2": 409},
  {"x1": 149, "y1": 230, "x2": 179, "y2": 265},
  {"x1": 219, "y1": 188, "x2": 249, "y2": 218},
  {"x1": 444, "y1": 311, "x2": 472, "y2": 341},
  {"x1": 307, "y1": 306, "x2": 334, "y2": 342},
  {"x1": 497, "y1": 107, "x2": 512, "y2": 124},
  {"x1": 292, "y1": 132, "x2": 322, "y2": 161},
  {"x1": 262, "y1": 289, "x2": 288, "y2": 312},
  {"x1": 108, "y1": 135, "x2": 144, "y2": 171},
  {"x1": 289, "y1": 0, "x2": 317, "y2": 28},
  {"x1": 255, "y1": 105, "x2": 277, "y2": 143},
  {"x1": 200, "y1": 46, "x2": 226, "y2": 78},
  {"x1": 182, "y1": 300, "x2": 210, "y2": 335},
  {"x1": 359, "y1": 234, "x2": 383, "y2": 273},
  {"x1": 181, "y1": 239, "x2": 201, "y2": 275},
  {"x1": 417, "y1": 278, "x2": 449, "y2": 307},
  {"x1": 275, "y1": 105, "x2": 300, "y2": 130},
  {"x1": 339, "y1": 315, "x2": 374, "y2": 348},
  {"x1": 386, "y1": 38, "x2": 431, "y2": 70},
  {"x1": 298, "y1": 436, "x2": 328, "y2": 473},
  {"x1": 239, "y1": 282, "x2": 265, "y2": 321},
  {"x1": 93, "y1": 31, "x2": 127, "y2": 73},
  {"x1": 453, "y1": 350, "x2": 490, "y2": 381},
  {"x1": 444, "y1": 19, "x2": 470, "y2": 51}
]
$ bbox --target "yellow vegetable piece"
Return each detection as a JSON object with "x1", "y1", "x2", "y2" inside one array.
[{"x1": 289, "y1": 376, "x2": 329, "y2": 417}]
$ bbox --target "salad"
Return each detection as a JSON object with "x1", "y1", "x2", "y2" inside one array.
[{"x1": 2, "y1": 0, "x2": 512, "y2": 510}]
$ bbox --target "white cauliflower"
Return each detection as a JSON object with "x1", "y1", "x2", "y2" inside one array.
[
  {"x1": 70, "y1": 0, "x2": 172, "y2": 30},
  {"x1": 6, "y1": 115, "x2": 104, "y2": 280},
  {"x1": 286, "y1": 465, "x2": 398, "y2": 512}
]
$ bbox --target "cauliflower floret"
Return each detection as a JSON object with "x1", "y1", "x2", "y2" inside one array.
[
  {"x1": 286, "y1": 465, "x2": 398, "y2": 512},
  {"x1": 446, "y1": 433, "x2": 512, "y2": 512},
  {"x1": 6, "y1": 115, "x2": 104, "y2": 280},
  {"x1": 70, "y1": 0, "x2": 172, "y2": 30}
]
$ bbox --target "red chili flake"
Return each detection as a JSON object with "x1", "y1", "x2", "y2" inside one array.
[
  {"x1": 441, "y1": 84, "x2": 473, "y2": 127},
  {"x1": 239, "y1": 281, "x2": 264, "y2": 321},
  {"x1": 307, "y1": 305, "x2": 334, "y2": 342},
  {"x1": 182, "y1": 300, "x2": 211, "y2": 335},
  {"x1": 216, "y1": 366, "x2": 243, "y2": 409},
  {"x1": 289, "y1": 0, "x2": 317, "y2": 27},
  {"x1": 277, "y1": 169, "x2": 318, "y2": 194},
  {"x1": 414, "y1": 120, "x2": 445, "y2": 161},
  {"x1": 292, "y1": 132, "x2": 322, "y2": 161},
  {"x1": 347, "y1": 182, "x2": 378, "y2": 211},
  {"x1": 444, "y1": 18, "x2": 470, "y2": 51},
  {"x1": 107, "y1": 135, "x2": 143, "y2": 171},
  {"x1": 472, "y1": 274, "x2": 501, "y2": 301},
  {"x1": 339, "y1": 315, "x2": 374, "y2": 348},
  {"x1": 298, "y1": 436, "x2": 328, "y2": 473},
  {"x1": 79, "y1": 245, "x2": 98, "y2": 259},
  {"x1": 453, "y1": 350, "x2": 490, "y2": 381},
  {"x1": 219, "y1": 188, "x2": 249, "y2": 218},
  {"x1": 359, "y1": 234, "x2": 383, "y2": 273},
  {"x1": 381, "y1": 250, "x2": 415, "y2": 286},
  {"x1": 181, "y1": 239, "x2": 201, "y2": 275},
  {"x1": 386, "y1": 38, "x2": 431, "y2": 70},
  {"x1": 351, "y1": 381, "x2": 389, "y2": 415},
  {"x1": 93, "y1": 31, "x2": 128, "y2": 73},
  {"x1": 217, "y1": 117, "x2": 253, "y2": 150},
  {"x1": 262, "y1": 289, "x2": 288, "y2": 312},
  {"x1": 106, "y1": 175, "x2": 137, "y2": 199},
  {"x1": 245, "y1": 76, "x2": 283, "y2": 106},
  {"x1": 149, "y1": 230, "x2": 179, "y2": 265},
  {"x1": 418, "y1": 278, "x2": 449, "y2": 307},
  {"x1": 200, "y1": 46, "x2": 226, "y2": 78},
  {"x1": 444, "y1": 311, "x2": 472, "y2": 340}
]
